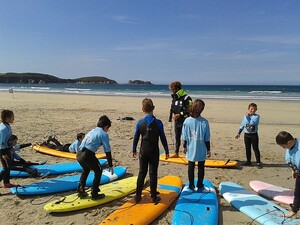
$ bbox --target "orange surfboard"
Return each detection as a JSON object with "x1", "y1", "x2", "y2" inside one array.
[
  {"x1": 32, "y1": 144, "x2": 106, "y2": 160},
  {"x1": 100, "y1": 175, "x2": 182, "y2": 225},
  {"x1": 160, "y1": 153, "x2": 237, "y2": 168}
]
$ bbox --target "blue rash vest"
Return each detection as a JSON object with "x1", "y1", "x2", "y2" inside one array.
[
  {"x1": 0, "y1": 122, "x2": 12, "y2": 151},
  {"x1": 79, "y1": 127, "x2": 111, "y2": 153},
  {"x1": 181, "y1": 116, "x2": 210, "y2": 162},
  {"x1": 69, "y1": 139, "x2": 81, "y2": 153},
  {"x1": 238, "y1": 113, "x2": 260, "y2": 134},
  {"x1": 285, "y1": 139, "x2": 300, "y2": 170}
]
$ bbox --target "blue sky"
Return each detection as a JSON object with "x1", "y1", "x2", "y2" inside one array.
[{"x1": 0, "y1": 0, "x2": 299, "y2": 85}]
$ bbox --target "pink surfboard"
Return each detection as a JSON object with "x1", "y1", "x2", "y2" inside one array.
[{"x1": 249, "y1": 180, "x2": 294, "y2": 205}]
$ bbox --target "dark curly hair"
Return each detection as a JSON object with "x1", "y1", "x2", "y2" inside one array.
[{"x1": 97, "y1": 115, "x2": 112, "y2": 128}]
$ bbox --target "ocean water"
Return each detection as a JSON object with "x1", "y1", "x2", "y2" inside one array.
[{"x1": 0, "y1": 83, "x2": 300, "y2": 101}]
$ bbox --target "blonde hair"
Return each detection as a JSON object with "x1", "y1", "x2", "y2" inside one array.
[{"x1": 189, "y1": 99, "x2": 205, "y2": 118}]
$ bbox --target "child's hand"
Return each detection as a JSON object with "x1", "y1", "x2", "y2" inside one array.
[
  {"x1": 235, "y1": 134, "x2": 240, "y2": 139},
  {"x1": 183, "y1": 148, "x2": 187, "y2": 154},
  {"x1": 293, "y1": 172, "x2": 297, "y2": 179},
  {"x1": 207, "y1": 151, "x2": 211, "y2": 158},
  {"x1": 2, "y1": 154, "x2": 9, "y2": 161},
  {"x1": 174, "y1": 114, "x2": 180, "y2": 120},
  {"x1": 132, "y1": 152, "x2": 137, "y2": 158}
]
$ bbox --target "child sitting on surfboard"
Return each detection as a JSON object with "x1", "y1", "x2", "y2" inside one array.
[
  {"x1": 0, "y1": 109, "x2": 19, "y2": 188},
  {"x1": 235, "y1": 102, "x2": 262, "y2": 168},
  {"x1": 181, "y1": 99, "x2": 211, "y2": 191},
  {"x1": 42, "y1": 133, "x2": 85, "y2": 153},
  {"x1": 77, "y1": 115, "x2": 114, "y2": 200},
  {"x1": 276, "y1": 131, "x2": 300, "y2": 218},
  {"x1": 8, "y1": 135, "x2": 46, "y2": 178},
  {"x1": 132, "y1": 98, "x2": 169, "y2": 203}
]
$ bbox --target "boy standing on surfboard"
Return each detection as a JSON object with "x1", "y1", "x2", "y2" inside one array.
[
  {"x1": 132, "y1": 98, "x2": 169, "y2": 203},
  {"x1": 276, "y1": 131, "x2": 300, "y2": 218},
  {"x1": 181, "y1": 99, "x2": 211, "y2": 191},
  {"x1": 235, "y1": 103, "x2": 262, "y2": 168},
  {"x1": 77, "y1": 115, "x2": 114, "y2": 200}
]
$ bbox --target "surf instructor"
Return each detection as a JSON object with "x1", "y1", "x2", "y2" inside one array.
[{"x1": 169, "y1": 81, "x2": 192, "y2": 158}]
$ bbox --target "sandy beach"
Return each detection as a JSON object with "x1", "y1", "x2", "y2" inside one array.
[{"x1": 0, "y1": 92, "x2": 300, "y2": 225}]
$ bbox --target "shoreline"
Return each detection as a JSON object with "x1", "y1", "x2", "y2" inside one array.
[
  {"x1": 0, "y1": 92, "x2": 299, "y2": 225},
  {"x1": 2, "y1": 89, "x2": 300, "y2": 102},
  {"x1": 1, "y1": 83, "x2": 300, "y2": 102}
]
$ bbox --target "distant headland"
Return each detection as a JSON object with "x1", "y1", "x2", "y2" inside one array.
[{"x1": 0, "y1": 73, "x2": 153, "y2": 85}]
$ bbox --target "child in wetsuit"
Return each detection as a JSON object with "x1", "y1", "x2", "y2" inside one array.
[
  {"x1": 235, "y1": 102, "x2": 262, "y2": 168},
  {"x1": 132, "y1": 98, "x2": 170, "y2": 203},
  {"x1": 8, "y1": 135, "x2": 44, "y2": 178},
  {"x1": 76, "y1": 115, "x2": 113, "y2": 200},
  {"x1": 0, "y1": 109, "x2": 18, "y2": 188},
  {"x1": 43, "y1": 132, "x2": 85, "y2": 153},
  {"x1": 276, "y1": 131, "x2": 300, "y2": 218},
  {"x1": 181, "y1": 99, "x2": 211, "y2": 191}
]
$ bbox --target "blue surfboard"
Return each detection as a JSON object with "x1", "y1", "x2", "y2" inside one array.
[
  {"x1": 219, "y1": 181, "x2": 300, "y2": 225},
  {"x1": 10, "y1": 166, "x2": 126, "y2": 195},
  {"x1": 172, "y1": 179, "x2": 218, "y2": 225},
  {"x1": 4, "y1": 159, "x2": 107, "y2": 177}
]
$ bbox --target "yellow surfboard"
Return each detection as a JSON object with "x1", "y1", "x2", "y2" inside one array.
[
  {"x1": 100, "y1": 175, "x2": 182, "y2": 225},
  {"x1": 44, "y1": 176, "x2": 137, "y2": 213},
  {"x1": 32, "y1": 144, "x2": 106, "y2": 160},
  {"x1": 160, "y1": 153, "x2": 238, "y2": 168}
]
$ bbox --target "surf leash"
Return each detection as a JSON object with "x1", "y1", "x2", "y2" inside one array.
[
  {"x1": 29, "y1": 195, "x2": 60, "y2": 205},
  {"x1": 273, "y1": 206, "x2": 289, "y2": 225},
  {"x1": 249, "y1": 208, "x2": 282, "y2": 225},
  {"x1": 173, "y1": 209, "x2": 195, "y2": 225}
]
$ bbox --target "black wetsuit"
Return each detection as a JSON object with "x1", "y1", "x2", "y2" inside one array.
[
  {"x1": 43, "y1": 137, "x2": 71, "y2": 152},
  {"x1": 0, "y1": 148, "x2": 12, "y2": 184},
  {"x1": 132, "y1": 115, "x2": 169, "y2": 199},
  {"x1": 11, "y1": 143, "x2": 40, "y2": 177},
  {"x1": 169, "y1": 89, "x2": 192, "y2": 154}
]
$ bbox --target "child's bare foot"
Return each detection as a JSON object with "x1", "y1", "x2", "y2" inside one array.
[{"x1": 282, "y1": 211, "x2": 297, "y2": 218}]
